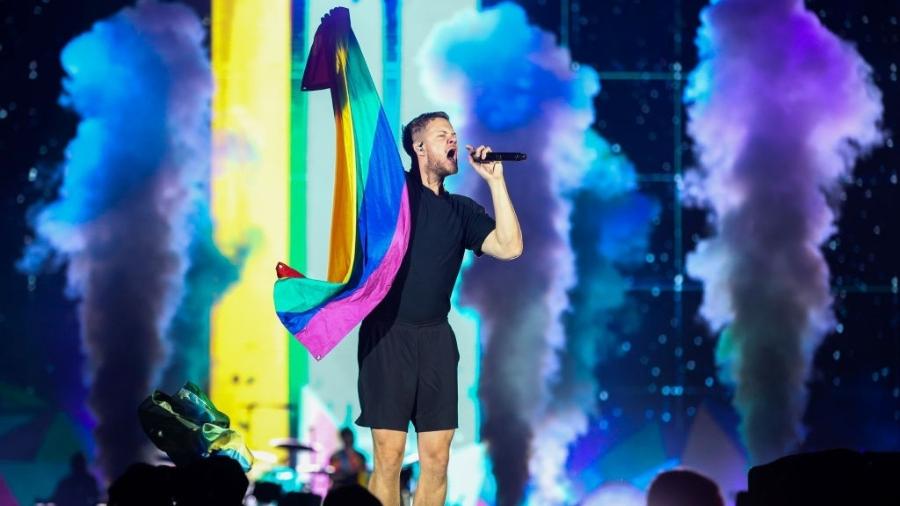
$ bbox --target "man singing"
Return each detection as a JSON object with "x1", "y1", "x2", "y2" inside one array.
[{"x1": 356, "y1": 111, "x2": 523, "y2": 506}]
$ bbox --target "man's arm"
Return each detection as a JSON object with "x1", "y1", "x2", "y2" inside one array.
[{"x1": 467, "y1": 145, "x2": 523, "y2": 260}]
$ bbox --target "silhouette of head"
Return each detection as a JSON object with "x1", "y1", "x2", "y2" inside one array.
[
  {"x1": 647, "y1": 469, "x2": 725, "y2": 506},
  {"x1": 174, "y1": 455, "x2": 248, "y2": 505},
  {"x1": 323, "y1": 484, "x2": 381, "y2": 506},
  {"x1": 107, "y1": 463, "x2": 175, "y2": 505},
  {"x1": 339, "y1": 427, "x2": 355, "y2": 449}
]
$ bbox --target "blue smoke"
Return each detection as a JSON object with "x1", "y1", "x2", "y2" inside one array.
[
  {"x1": 544, "y1": 134, "x2": 659, "y2": 504},
  {"x1": 160, "y1": 204, "x2": 245, "y2": 393},
  {"x1": 44, "y1": 20, "x2": 169, "y2": 226},
  {"x1": 19, "y1": 1, "x2": 224, "y2": 482},
  {"x1": 420, "y1": 4, "x2": 658, "y2": 503}
]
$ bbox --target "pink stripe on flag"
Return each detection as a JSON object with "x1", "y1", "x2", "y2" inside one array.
[{"x1": 296, "y1": 187, "x2": 411, "y2": 360}]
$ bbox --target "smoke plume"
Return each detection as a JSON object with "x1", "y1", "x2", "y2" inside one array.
[
  {"x1": 20, "y1": 1, "x2": 216, "y2": 481},
  {"x1": 684, "y1": 0, "x2": 883, "y2": 464}
]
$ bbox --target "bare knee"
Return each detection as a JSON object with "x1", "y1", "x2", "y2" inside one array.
[
  {"x1": 372, "y1": 431, "x2": 405, "y2": 476},
  {"x1": 418, "y1": 445, "x2": 450, "y2": 479},
  {"x1": 374, "y1": 446, "x2": 404, "y2": 476}
]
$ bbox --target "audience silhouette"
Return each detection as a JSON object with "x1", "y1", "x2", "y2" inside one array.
[
  {"x1": 647, "y1": 468, "x2": 725, "y2": 506},
  {"x1": 49, "y1": 453, "x2": 100, "y2": 506}
]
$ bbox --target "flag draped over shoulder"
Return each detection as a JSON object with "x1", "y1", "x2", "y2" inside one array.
[{"x1": 274, "y1": 7, "x2": 410, "y2": 360}]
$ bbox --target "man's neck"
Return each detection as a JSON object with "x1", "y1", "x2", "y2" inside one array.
[{"x1": 417, "y1": 167, "x2": 444, "y2": 195}]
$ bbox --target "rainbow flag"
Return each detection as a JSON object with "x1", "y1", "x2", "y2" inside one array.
[{"x1": 274, "y1": 7, "x2": 410, "y2": 360}]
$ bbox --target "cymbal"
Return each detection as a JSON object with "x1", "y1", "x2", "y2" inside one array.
[
  {"x1": 261, "y1": 464, "x2": 334, "y2": 478},
  {"x1": 269, "y1": 437, "x2": 316, "y2": 451},
  {"x1": 250, "y1": 450, "x2": 279, "y2": 465},
  {"x1": 298, "y1": 464, "x2": 335, "y2": 475}
]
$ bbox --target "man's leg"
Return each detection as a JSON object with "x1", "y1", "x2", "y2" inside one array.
[
  {"x1": 414, "y1": 429, "x2": 454, "y2": 506},
  {"x1": 368, "y1": 428, "x2": 407, "y2": 506}
]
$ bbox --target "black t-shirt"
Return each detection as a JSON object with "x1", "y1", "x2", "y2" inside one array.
[{"x1": 365, "y1": 170, "x2": 496, "y2": 324}]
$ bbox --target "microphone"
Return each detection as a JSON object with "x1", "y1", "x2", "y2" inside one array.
[{"x1": 472, "y1": 152, "x2": 527, "y2": 162}]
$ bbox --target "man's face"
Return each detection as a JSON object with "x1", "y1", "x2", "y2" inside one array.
[{"x1": 417, "y1": 117, "x2": 459, "y2": 177}]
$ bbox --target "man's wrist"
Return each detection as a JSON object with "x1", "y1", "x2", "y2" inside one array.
[{"x1": 486, "y1": 174, "x2": 506, "y2": 188}]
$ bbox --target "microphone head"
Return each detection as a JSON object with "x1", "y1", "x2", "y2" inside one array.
[{"x1": 477, "y1": 152, "x2": 528, "y2": 162}]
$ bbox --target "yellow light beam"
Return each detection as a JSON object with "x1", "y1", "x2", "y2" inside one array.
[{"x1": 211, "y1": 0, "x2": 291, "y2": 455}]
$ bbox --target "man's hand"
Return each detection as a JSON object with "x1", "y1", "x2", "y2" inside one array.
[
  {"x1": 465, "y1": 144, "x2": 523, "y2": 260},
  {"x1": 466, "y1": 144, "x2": 504, "y2": 183}
]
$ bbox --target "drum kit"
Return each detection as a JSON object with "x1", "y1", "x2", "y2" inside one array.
[
  {"x1": 255, "y1": 437, "x2": 334, "y2": 495},
  {"x1": 253, "y1": 437, "x2": 420, "y2": 503}
]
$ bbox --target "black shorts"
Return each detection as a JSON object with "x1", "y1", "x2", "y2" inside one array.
[{"x1": 355, "y1": 318, "x2": 460, "y2": 432}]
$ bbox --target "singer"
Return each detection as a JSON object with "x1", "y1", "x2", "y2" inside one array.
[{"x1": 357, "y1": 111, "x2": 523, "y2": 506}]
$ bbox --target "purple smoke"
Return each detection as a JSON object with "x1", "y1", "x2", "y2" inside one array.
[
  {"x1": 684, "y1": 0, "x2": 883, "y2": 464},
  {"x1": 20, "y1": 1, "x2": 212, "y2": 482}
]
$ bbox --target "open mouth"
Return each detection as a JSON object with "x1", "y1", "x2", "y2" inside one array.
[{"x1": 447, "y1": 148, "x2": 457, "y2": 161}]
